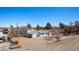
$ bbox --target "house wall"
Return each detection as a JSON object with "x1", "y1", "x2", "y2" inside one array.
[
  {"x1": 39, "y1": 33, "x2": 52, "y2": 37},
  {"x1": 49, "y1": 33, "x2": 52, "y2": 37},
  {"x1": 0, "y1": 32, "x2": 3, "y2": 35},
  {"x1": 32, "y1": 33, "x2": 39, "y2": 38},
  {"x1": 0, "y1": 32, "x2": 8, "y2": 42},
  {"x1": 27, "y1": 32, "x2": 53, "y2": 38},
  {"x1": 0, "y1": 32, "x2": 8, "y2": 37},
  {"x1": 40, "y1": 33, "x2": 44, "y2": 37}
]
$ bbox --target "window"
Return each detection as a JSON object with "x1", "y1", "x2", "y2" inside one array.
[{"x1": 36, "y1": 34, "x2": 40, "y2": 37}]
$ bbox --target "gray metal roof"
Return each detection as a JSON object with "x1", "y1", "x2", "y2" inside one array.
[
  {"x1": 38, "y1": 30, "x2": 49, "y2": 33},
  {"x1": 27, "y1": 31, "x2": 38, "y2": 34},
  {"x1": 27, "y1": 30, "x2": 51, "y2": 34}
]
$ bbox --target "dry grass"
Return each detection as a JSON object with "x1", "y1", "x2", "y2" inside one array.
[
  {"x1": 10, "y1": 36, "x2": 63, "y2": 50},
  {"x1": 11, "y1": 37, "x2": 32, "y2": 48},
  {"x1": 0, "y1": 42, "x2": 8, "y2": 46},
  {"x1": 9, "y1": 35, "x2": 79, "y2": 51}
]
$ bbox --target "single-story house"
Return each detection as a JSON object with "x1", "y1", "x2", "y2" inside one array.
[
  {"x1": 0, "y1": 31, "x2": 8, "y2": 38},
  {"x1": 26, "y1": 30, "x2": 53, "y2": 38},
  {"x1": 0, "y1": 31, "x2": 8, "y2": 42}
]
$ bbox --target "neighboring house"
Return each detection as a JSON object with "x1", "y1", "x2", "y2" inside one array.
[
  {"x1": 26, "y1": 31, "x2": 39, "y2": 38},
  {"x1": 0, "y1": 28, "x2": 10, "y2": 42},
  {"x1": 0, "y1": 31, "x2": 8, "y2": 42},
  {"x1": 0, "y1": 29, "x2": 8, "y2": 38},
  {"x1": 0, "y1": 32, "x2": 3, "y2": 35},
  {"x1": 26, "y1": 30, "x2": 53, "y2": 38}
]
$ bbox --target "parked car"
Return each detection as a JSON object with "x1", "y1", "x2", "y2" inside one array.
[{"x1": 0, "y1": 38, "x2": 5, "y2": 43}]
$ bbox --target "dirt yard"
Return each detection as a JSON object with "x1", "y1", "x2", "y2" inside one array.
[
  {"x1": 0, "y1": 35, "x2": 79, "y2": 51},
  {"x1": 9, "y1": 35, "x2": 79, "y2": 51}
]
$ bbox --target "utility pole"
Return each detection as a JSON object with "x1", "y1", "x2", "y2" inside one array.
[{"x1": 16, "y1": 23, "x2": 19, "y2": 37}]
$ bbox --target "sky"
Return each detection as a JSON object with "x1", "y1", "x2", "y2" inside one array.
[{"x1": 0, "y1": 7, "x2": 79, "y2": 27}]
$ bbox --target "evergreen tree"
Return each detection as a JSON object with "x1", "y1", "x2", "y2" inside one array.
[
  {"x1": 10, "y1": 25, "x2": 16, "y2": 37},
  {"x1": 74, "y1": 20, "x2": 79, "y2": 34},
  {"x1": 10, "y1": 25, "x2": 14, "y2": 29},
  {"x1": 44, "y1": 22, "x2": 52, "y2": 30},
  {"x1": 59, "y1": 22, "x2": 70, "y2": 34},
  {"x1": 36, "y1": 25, "x2": 40, "y2": 30},
  {"x1": 27, "y1": 24, "x2": 32, "y2": 29},
  {"x1": 75, "y1": 20, "x2": 79, "y2": 25}
]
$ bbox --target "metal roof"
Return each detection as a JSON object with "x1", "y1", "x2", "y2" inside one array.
[
  {"x1": 27, "y1": 31, "x2": 38, "y2": 34},
  {"x1": 27, "y1": 30, "x2": 51, "y2": 34},
  {"x1": 38, "y1": 30, "x2": 49, "y2": 33}
]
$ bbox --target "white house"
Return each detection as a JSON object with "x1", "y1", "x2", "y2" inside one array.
[
  {"x1": 26, "y1": 30, "x2": 53, "y2": 38},
  {"x1": 0, "y1": 31, "x2": 8, "y2": 42},
  {"x1": 0, "y1": 31, "x2": 8, "y2": 37}
]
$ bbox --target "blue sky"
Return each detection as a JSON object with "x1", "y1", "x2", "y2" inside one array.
[{"x1": 0, "y1": 7, "x2": 79, "y2": 27}]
